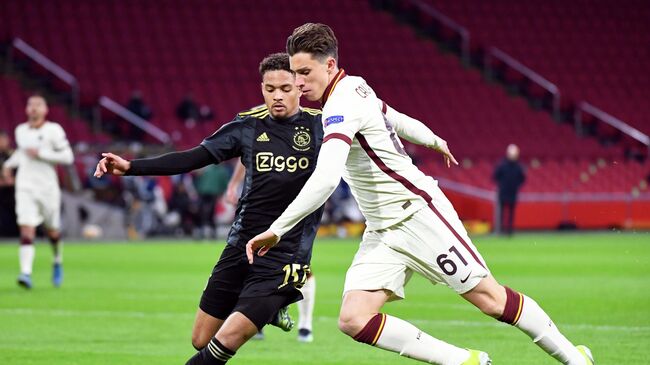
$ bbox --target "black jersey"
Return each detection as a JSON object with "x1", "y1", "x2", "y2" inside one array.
[{"x1": 200, "y1": 105, "x2": 324, "y2": 264}]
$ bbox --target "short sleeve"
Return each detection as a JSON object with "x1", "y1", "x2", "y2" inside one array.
[
  {"x1": 200, "y1": 118, "x2": 244, "y2": 163},
  {"x1": 321, "y1": 98, "x2": 364, "y2": 145},
  {"x1": 51, "y1": 124, "x2": 71, "y2": 150}
]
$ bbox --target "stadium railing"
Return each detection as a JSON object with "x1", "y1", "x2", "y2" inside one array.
[{"x1": 9, "y1": 37, "x2": 80, "y2": 112}]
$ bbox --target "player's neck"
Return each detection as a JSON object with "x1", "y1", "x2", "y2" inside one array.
[
  {"x1": 320, "y1": 68, "x2": 346, "y2": 106},
  {"x1": 28, "y1": 118, "x2": 46, "y2": 128}
]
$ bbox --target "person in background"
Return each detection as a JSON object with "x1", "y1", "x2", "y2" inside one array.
[
  {"x1": 2, "y1": 95, "x2": 74, "y2": 289},
  {"x1": 493, "y1": 144, "x2": 526, "y2": 236},
  {"x1": 194, "y1": 164, "x2": 230, "y2": 239},
  {"x1": 0, "y1": 130, "x2": 19, "y2": 237}
]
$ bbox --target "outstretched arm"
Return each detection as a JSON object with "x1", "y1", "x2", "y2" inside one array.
[
  {"x1": 94, "y1": 146, "x2": 215, "y2": 177},
  {"x1": 381, "y1": 100, "x2": 458, "y2": 167}
]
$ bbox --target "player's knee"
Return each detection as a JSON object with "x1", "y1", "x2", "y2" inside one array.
[
  {"x1": 191, "y1": 333, "x2": 208, "y2": 350},
  {"x1": 337, "y1": 313, "x2": 365, "y2": 337}
]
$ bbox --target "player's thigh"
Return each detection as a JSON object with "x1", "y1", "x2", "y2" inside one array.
[
  {"x1": 38, "y1": 190, "x2": 61, "y2": 231},
  {"x1": 344, "y1": 229, "x2": 412, "y2": 300},
  {"x1": 384, "y1": 206, "x2": 489, "y2": 294},
  {"x1": 231, "y1": 294, "x2": 293, "y2": 331},
  {"x1": 199, "y1": 246, "x2": 248, "y2": 321},
  {"x1": 340, "y1": 289, "x2": 391, "y2": 319},
  {"x1": 15, "y1": 190, "x2": 43, "y2": 227},
  {"x1": 192, "y1": 308, "x2": 225, "y2": 349}
]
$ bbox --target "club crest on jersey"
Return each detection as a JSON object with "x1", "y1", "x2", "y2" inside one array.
[
  {"x1": 324, "y1": 115, "x2": 344, "y2": 127},
  {"x1": 293, "y1": 126, "x2": 311, "y2": 151}
]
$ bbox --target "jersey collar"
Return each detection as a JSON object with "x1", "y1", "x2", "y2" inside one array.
[{"x1": 320, "y1": 68, "x2": 346, "y2": 106}]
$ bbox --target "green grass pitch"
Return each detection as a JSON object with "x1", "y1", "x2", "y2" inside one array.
[{"x1": 1, "y1": 232, "x2": 649, "y2": 364}]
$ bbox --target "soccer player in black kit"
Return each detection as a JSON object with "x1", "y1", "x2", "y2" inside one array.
[
  {"x1": 95, "y1": 52, "x2": 439, "y2": 365},
  {"x1": 95, "y1": 53, "x2": 321, "y2": 364}
]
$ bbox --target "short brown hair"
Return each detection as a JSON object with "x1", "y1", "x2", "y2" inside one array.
[
  {"x1": 259, "y1": 53, "x2": 293, "y2": 77},
  {"x1": 286, "y1": 23, "x2": 338, "y2": 62}
]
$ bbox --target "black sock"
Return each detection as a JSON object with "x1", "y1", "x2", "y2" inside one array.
[{"x1": 185, "y1": 338, "x2": 235, "y2": 365}]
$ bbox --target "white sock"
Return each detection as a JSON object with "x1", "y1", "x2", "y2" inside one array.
[
  {"x1": 516, "y1": 295, "x2": 585, "y2": 365},
  {"x1": 373, "y1": 314, "x2": 469, "y2": 365},
  {"x1": 19, "y1": 244, "x2": 35, "y2": 275},
  {"x1": 298, "y1": 275, "x2": 315, "y2": 331}
]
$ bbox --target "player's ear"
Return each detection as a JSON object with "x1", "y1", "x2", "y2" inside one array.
[{"x1": 326, "y1": 57, "x2": 337, "y2": 73}]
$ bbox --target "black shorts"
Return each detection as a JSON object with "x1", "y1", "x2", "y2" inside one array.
[{"x1": 199, "y1": 244, "x2": 309, "y2": 329}]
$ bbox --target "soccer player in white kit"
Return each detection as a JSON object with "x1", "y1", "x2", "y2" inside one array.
[
  {"x1": 247, "y1": 24, "x2": 594, "y2": 365},
  {"x1": 1, "y1": 95, "x2": 74, "y2": 289}
]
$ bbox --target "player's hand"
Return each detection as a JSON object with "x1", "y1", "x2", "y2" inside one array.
[
  {"x1": 246, "y1": 230, "x2": 280, "y2": 264},
  {"x1": 25, "y1": 148, "x2": 39, "y2": 158},
  {"x1": 94, "y1": 152, "x2": 131, "y2": 178},
  {"x1": 434, "y1": 139, "x2": 458, "y2": 168}
]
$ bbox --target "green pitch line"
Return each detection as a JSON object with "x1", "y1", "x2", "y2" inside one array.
[{"x1": 0, "y1": 232, "x2": 648, "y2": 364}]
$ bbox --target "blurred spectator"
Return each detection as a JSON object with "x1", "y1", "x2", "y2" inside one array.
[
  {"x1": 126, "y1": 90, "x2": 152, "y2": 141},
  {"x1": 194, "y1": 164, "x2": 230, "y2": 239},
  {"x1": 493, "y1": 144, "x2": 526, "y2": 236},
  {"x1": 123, "y1": 175, "x2": 167, "y2": 239},
  {"x1": 0, "y1": 130, "x2": 18, "y2": 236},
  {"x1": 176, "y1": 93, "x2": 201, "y2": 123},
  {"x1": 126, "y1": 90, "x2": 153, "y2": 120},
  {"x1": 176, "y1": 93, "x2": 215, "y2": 129},
  {"x1": 167, "y1": 174, "x2": 199, "y2": 235}
]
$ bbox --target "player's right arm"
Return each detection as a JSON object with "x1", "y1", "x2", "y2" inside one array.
[
  {"x1": 95, "y1": 119, "x2": 245, "y2": 178},
  {"x1": 94, "y1": 146, "x2": 215, "y2": 177}
]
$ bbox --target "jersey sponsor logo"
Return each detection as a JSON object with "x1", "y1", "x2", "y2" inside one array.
[
  {"x1": 324, "y1": 115, "x2": 344, "y2": 127},
  {"x1": 256, "y1": 132, "x2": 270, "y2": 142},
  {"x1": 355, "y1": 83, "x2": 372, "y2": 98},
  {"x1": 292, "y1": 126, "x2": 311, "y2": 151},
  {"x1": 256, "y1": 152, "x2": 310, "y2": 173}
]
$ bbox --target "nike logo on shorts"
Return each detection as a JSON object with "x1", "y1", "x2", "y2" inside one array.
[{"x1": 460, "y1": 271, "x2": 472, "y2": 284}]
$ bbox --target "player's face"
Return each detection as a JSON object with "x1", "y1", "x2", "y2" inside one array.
[
  {"x1": 261, "y1": 70, "x2": 301, "y2": 119},
  {"x1": 25, "y1": 96, "x2": 48, "y2": 123},
  {"x1": 290, "y1": 52, "x2": 333, "y2": 102}
]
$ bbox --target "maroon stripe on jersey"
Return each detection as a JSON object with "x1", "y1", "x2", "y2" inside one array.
[
  {"x1": 321, "y1": 69, "x2": 347, "y2": 106},
  {"x1": 381, "y1": 100, "x2": 387, "y2": 114},
  {"x1": 353, "y1": 313, "x2": 386, "y2": 346},
  {"x1": 323, "y1": 133, "x2": 352, "y2": 145},
  {"x1": 498, "y1": 286, "x2": 524, "y2": 325},
  {"x1": 355, "y1": 133, "x2": 486, "y2": 269}
]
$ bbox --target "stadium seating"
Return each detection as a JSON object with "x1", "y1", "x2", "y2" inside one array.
[
  {"x1": 425, "y1": 0, "x2": 650, "y2": 135},
  {"x1": 2, "y1": 0, "x2": 646, "y2": 196},
  {"x1": 0, "y1": 76, "x2": 110, "y2": 145}
]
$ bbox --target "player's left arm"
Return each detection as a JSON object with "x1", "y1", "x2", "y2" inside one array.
[
  {"x1": 380, "y1": 99, "x2": 458, "y2": 167},
  {"x1": 37, "y1": 125, "x2": 74, "y2": 165}
]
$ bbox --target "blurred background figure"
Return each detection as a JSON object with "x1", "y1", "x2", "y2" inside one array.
[
  {"x1": 493, "y1": 143, "x2": 526, "y2": 236},
  {"x1": 1, "y1": 95, "x2": 74, "y2": 289},
  {"x1": 194, "y1": 164, "x2": 230, "y2": 239},
  {"x1": 0, "y1": 130, "x2": 19, "y2": 237}
]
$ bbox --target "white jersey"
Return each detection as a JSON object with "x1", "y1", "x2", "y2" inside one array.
[
  {"x1": 321, "y1": 71, "x2": 435, "y2": 230},
  {"x1": 270, "y1": 69, "x2": 446, "y2": 236},
  {"x1": 3, "y1": 121, "x2": 73, "y2": 193}
]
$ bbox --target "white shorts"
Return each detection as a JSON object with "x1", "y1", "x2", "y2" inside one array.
[
  {"x1": 15, "y1": 189, "x2": 61, "y2": 230},
  {"x1": 344, "y1": 187, "x2": 489, "y2": 299}
]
